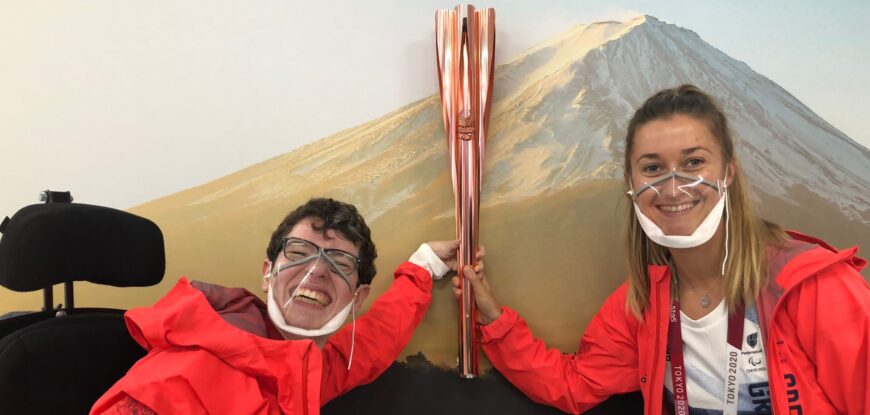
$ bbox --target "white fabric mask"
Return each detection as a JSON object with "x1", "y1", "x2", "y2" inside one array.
[
  {"x1": 266, "y1": 283, "x2": 354, "y2": 337},
  {"x1": 633, "y1": 191, "x2": 727, "y2": 249}
]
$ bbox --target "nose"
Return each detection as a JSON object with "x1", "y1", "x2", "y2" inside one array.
[
  {"x1": 663, "y1": 175, "x2": 682, "y2": 198},
  {"x1": 308, "y1": 254, "x2": 331, "y2": 281}
]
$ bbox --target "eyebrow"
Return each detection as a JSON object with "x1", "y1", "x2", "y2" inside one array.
[
  {"x1": 634, "y1": 146, "x2": 712, "y2": 163},
  {"x1": 682, "y1": 146, "x2": 712, "y2": 155}
]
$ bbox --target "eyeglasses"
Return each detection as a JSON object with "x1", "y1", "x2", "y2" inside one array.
[{"x1": 281, "y1": 237, "x2": 360, "y2": 278}]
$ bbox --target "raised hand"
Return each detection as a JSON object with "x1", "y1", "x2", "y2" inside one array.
[
  {"x1": 451, "y1": 258, "x2": 501, "y2": 325},
  {"x1": 427, "y1": 241, "x2": 485, "y2": 272}
]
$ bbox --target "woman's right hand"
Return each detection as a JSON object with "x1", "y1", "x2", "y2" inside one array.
[{"x1": 452, "y1": 262, "x2": 502, "y2": 325}]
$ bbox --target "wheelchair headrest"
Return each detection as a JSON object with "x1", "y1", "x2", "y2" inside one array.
[{"x1": 0, "y1": 203, "x2": 165, "y2": 292}]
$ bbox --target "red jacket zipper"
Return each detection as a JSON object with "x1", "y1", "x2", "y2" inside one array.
[{"x1": 301, "y1": 348, "x2": 310, "y2": 415}]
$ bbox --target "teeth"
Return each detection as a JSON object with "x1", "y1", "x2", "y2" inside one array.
[
  {"x1": 292, "y1": 288, "x2": 329, "y2": 306},
  {"x1": 660, "y1": 202, "x2": 694, "y2": 212}
]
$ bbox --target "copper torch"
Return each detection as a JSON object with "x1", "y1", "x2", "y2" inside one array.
[{"x1": 435, "y1": 4, "x2": 495, "y2": 379}]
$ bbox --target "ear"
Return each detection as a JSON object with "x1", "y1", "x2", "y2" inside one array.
[
  {"x1": 261, "y1": 259, "x2": 272, "y2": 293},
  {"x1": 623, "y1": 171, "x2": 635, "y2": 196},
  {"x1": 724, "y1": 160, "x2": 736, "y2": 188},
  {"x1": 352, "y1": 285, "x2": 371, "y2": 313}
]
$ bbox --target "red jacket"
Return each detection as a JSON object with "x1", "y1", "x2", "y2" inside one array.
[
  {"x1": 90, "y1": 261, "x2": 433, "y2": 415},
  {"x1": 481, "y1": 232, "x2": 869, "y2": 414}
]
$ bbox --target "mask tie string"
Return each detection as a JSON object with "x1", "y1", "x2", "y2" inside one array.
[{"x1": 347, "y1": 292, "x2": 357, "y2": 370}]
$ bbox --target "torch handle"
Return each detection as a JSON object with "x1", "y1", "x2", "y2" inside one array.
[{"x1": 457, "y1": 139, "x2": 480, "y2": 378}]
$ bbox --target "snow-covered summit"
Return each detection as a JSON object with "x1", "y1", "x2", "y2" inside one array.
[{"x1": 483, "y1": 15, "x2": 869, "y2": 221}]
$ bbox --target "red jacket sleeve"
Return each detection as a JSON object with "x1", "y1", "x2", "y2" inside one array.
[
  {"x1": 480, "y1": 284, "x2": 641, "y2": 414},
  {"x1": 319, "y1": 261, "x2": 433, "y2": 404},
  {"x1": 91, "y1": 393, "x2": 157, "y2": 415},
  {"x1": 784, "y1": 261, "x2": 870, "y2": 415}
]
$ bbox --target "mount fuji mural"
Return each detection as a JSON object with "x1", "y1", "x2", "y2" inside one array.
[{"x1": 28, "y1": 16, "x2": 869, "y2": 367}]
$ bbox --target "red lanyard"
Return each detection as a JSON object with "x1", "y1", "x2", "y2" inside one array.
[{"x1": 667, "y1": 299, "x2": 745, "y2": 415}]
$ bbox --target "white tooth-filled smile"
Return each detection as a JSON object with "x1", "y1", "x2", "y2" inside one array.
[
  {"x1": 659, "y1": 202, "x2": 695, "y2": 212},
  {"x1": 291, "y1": 287, "x2": 331, "y2": 307}
]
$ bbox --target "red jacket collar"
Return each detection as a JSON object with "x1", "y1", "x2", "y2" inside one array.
[
  {"x1": 124, "y1": 277, "x2": 319, "y2": 380},
  {"x1": 645, "y1": 231, "x2": 865, "y2": 290},
  {"x1": 648, "y1": 264, "x2": 670, "y2": 283},
  {"x1": 772, "y1": 231, "x2": 865, "y2": 290}
]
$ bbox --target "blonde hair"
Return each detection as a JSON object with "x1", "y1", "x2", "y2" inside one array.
[{"x1": 623, "y1": 85, "x2": 786, "y2": 317}]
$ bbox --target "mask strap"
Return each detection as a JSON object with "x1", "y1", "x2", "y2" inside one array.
[
  {"x1": 719, "y1": 166, "x2": 730, "y2": 196},
  {"x1": 676, "y1": 175, "x2": 704, "y2": 198},
  {"x1": 721, "y1": 193, "x2": 729, "y2": 276},
  {"x1": 720, "y1": 170, "x2": 730, "y2": 276},
  {"x1": 347, "y1": 291, "x2": 358, "y2": 370}
]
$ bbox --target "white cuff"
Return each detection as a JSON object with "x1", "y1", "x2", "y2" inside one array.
[{"x1": 408, "y1": 243, "x2": 451, "y2": 280}]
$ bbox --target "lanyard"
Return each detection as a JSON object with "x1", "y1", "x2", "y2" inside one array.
[{"x1": 668, "y1": 299, "x2": 745, "y2": 415}]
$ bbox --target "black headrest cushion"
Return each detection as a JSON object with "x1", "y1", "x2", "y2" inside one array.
[{"x1": 0, "y1": 203, "x2": 165, "y2": 291}]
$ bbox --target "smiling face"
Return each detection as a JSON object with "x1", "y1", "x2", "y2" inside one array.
[
  {"x1": 262, "y1": 217, "x2": 367, "y2": 330},
  {"x1": 628, "y1": 114, "x2": 733, "y2": 236}
]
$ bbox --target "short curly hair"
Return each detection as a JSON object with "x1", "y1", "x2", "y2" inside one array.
[{"x1": 265, "y1": 198, "x2": 377, "y2": 286}]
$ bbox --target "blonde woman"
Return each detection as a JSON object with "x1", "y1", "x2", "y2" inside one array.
[{"x1": 456, "y1": 85, "x2": 869, "y2": 414}]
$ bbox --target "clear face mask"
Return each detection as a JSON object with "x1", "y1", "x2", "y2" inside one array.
[
  {"x1": 265, "y1": 237, "x2": 360, "y2": 369},
  {"x1": 627, "y1": 169, "x2": 724, "y2": 201},
  {"x1": 628, "y1": 169, "x2": 731, "y2": 274}
]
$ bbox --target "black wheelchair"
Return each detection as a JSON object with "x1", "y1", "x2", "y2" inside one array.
[{"x1": 0, "y1": 191, "x2": 165, "y2": 414}]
